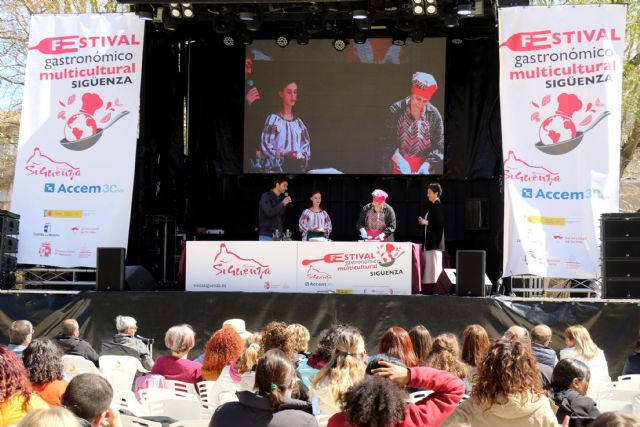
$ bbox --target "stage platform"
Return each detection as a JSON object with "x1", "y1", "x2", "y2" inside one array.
[{"x1": 1, "y1": 291, "x2": 637, "y2": 377}]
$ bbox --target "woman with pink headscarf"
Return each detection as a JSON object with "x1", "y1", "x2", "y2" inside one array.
[{"x1": 356, "y1": 189, "x2": 396, "y2": 242}]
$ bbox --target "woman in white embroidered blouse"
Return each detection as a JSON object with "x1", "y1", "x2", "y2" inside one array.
[{"x1": 298, "y1": 190, "x2": 332, "y2": 240}]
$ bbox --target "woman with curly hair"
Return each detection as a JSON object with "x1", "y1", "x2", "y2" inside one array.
[
  {"x1": 22, "y1": 338, "x2": 67, "y2": 406},
  {"x1": 310, "y1": 328, "x2": 366, "y2": 415},
  {"x1": 442, "y1": 339, "x2": 557, "y2": 427},
  {"x1": 0, "y1": 345, "x2": 48, "y2": 425},
  {"x1": 287, "y1": 324, "x2": 311, "y2": 362},
  {"x1": 151, "y1": 324, "x2": 202, "y2": 385},
  {"x1": 202, "y1": 328, "x2": 244, "y2": 381},
  {"x1": 560, "y1": 325, "x2": 610, "y2": 388},
  {"x1": 378, "y1": 327, "x2": 419, "y2": 368},
  {"x1": 211, "y1": 333, "x2": 263, "y2": 404},
  {"x1": 409, "y1": 325, "x2": 432, "y2": 366},
  {"x1": 211, "y1": 349, "x2": 317, "y2": 427},
  {"x1": 426, "y1": 334, "x2": 471, "y2": 393},
  {"x1": 461, "y1": 324, "x2": 490, "y2": 376},
  {"x1": 259, "y1": 321, "x2": 296, "y2": 360},
  {"x1": 328, "y1": 357, "x2": 465, "y2": 427}
]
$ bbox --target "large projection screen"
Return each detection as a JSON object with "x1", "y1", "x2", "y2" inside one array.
[{"x1": 243, "y1": 38, "x2": 446, "y2": 175}]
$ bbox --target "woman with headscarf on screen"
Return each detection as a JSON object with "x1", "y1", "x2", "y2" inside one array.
[
  {"x1": 356, "y1": 189, "x2": 396, "y2": 242},
  {"x1": 260, "y1": 79, "x2": 311, "y2": 173}
]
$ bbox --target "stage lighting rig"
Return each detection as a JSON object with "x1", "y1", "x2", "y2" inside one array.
[
  {"x1": 332, "y1": 37, "x2": 348, "y2": 51},
  {"x1": 352, "y1": 9, "x2": 368, "y2": 20},
  {"x1": 169, "y1": 3, "x2": 181, "y2": 18},
  {"x1": 425, "y1": 0, "x2": 438, "y2": 15},
  {"x1": 240, "y1": 31, "x2": 252, "y2": 45},
  {"x1": 457, "y1": 0, "x2": 475, "y2": 16},
  {"x1": 353, "y1": 30, "x2": 367, "y2": 44},
  {"x1": 275, "y1": 35, "x2": 290, "y2": 48},
  {"x1": 222, "y1": 35, "x2": 235, "y2": 47},
  {"x1": 182, "y1": 3, "x2": 194, "y2": 18},
  {"x1": 412, "y1": 0, "x2": 426, "y2": 16}
]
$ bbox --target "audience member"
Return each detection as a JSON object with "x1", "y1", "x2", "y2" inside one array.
[
  {"x1": 259, "y1": 321, "x2": 297, "y2": 360},
  {"x1": 298, "y1": 325, "x2": 349, "y2": 386},
  {"x1": 202, "y1": 328, "x2": 244, "y2": 381},
  {"x1": 287, "y1": 323, "x2": 311, "y2": 363},
  {"x1": 17, "y1": 407, "x2": 81, "y2": 427},
  {"x1": 0, "y1": 345, "x2": 49, "y2": 426},
  {"x1": 8, "y1": 320, "x2": 33, "y2": 359},
  {"x1": 310, "y1": 327, "x2": 366, "y2": 415},
  {"x1": 378, "y1": 326, "x2": 419, "y2": 368},
  {"x1": 61, "y1": 373, "x2": 120, "y2": 427},
  {"x1": 409, "y1": 324, "x2": 433, "y2": 366},
  {"x1": 503, "y1": 325, "x2": 553, "y2": 387},
  {"x1": 548, "y1": 358, "x2": 600, "y2": 424},
  {"x1": 461, "y1": 324, "x2": 490, "y2": 376},
  {"x1": 210, "y1": 349, "x2": 317, "y2": 427},
  {"x1": 151, "y1": 324, "x2": 201, "y2": 385},
  {"x1": 426, "y1": 333, "x2": 471, "y2": 393},
  {"x1": 623, "y1": 329, "x2": 640, "y2": 375},
  {"x1": 328, "y1": 357, "x2": 465, "y2": 427},
  {"x1": 560, "y1": 325, "x2": 610, "y2": 386},
  {"x1": 100, "y1": 315, "x2": 153, "y2": 370},
  {"x1": 442, "y1": 339, "x2": 558, "y2": 427},
  {"x1": 53, "y1": 319, "x2": 99, "y2": 365},
  {"x1": 22, "y1": 338, "x2": 67, "y2": 406},
  {"x1": 531, "y1": 324, "x2": 558, "y2": 368},
  {"x1": 589, "y1": 412, "x2": 640, "y2": 427},
  {"x1": 222, "y1": 319, "x2": 252, "y2": 340},
  {"x1": 212, "y1": 333, "x2": 262, "y2": 403}
]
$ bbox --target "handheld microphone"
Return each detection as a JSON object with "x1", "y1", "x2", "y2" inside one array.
[
  {"x1": 135, "y1": 334, "x2": 154, "y2": 345},
  {"x1": 284, "y1": 192, "x2": 294, "y2": 208}
]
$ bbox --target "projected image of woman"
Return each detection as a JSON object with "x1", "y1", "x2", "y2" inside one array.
[{"x1": 260, "y1": 80, "x2": 311, "y2": 172}]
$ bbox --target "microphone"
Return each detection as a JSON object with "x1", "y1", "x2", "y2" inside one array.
[
  {"x1": 284, "y1": 192, "x2": 294, "y2": 208},
  {"x1": 135, "y1": 334, "x2": 154, "y2": 345}
]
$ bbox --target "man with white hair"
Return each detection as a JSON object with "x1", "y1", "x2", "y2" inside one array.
[
  {"x1": 384, "y1": 71, "x2": 444, "y2": 175},
  {"x1": 100, "y1": 315, "x2": 153, "y2": 370},
  {"x1": 8, "y1": 319, "x2": 33, "y2": 358},
  {"x1": 54, "y1": 318, "x2": 99, "y2": 365}
]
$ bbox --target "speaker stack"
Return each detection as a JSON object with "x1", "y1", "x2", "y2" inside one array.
[
  {"x1": 0, "y1": 210, "x2": 19, "y2": 289},
  {"x1": 601, "y1": 213, "x2": 640, "y2": 299}
]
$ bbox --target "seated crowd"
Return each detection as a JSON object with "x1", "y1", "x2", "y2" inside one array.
[{"x1": 1, "y1": 315, "x2": 640, "y2": 427}]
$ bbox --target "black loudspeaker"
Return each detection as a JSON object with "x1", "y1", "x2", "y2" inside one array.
[
  {"x1": 125, "y1": 266, "x2": 157, "y2": 291},
  {"x1": 601, "y1": 213, "x2": 640, "y2": 299},
  {"x1": 96, "y1": 248, "x2": 125, "y2": 291},
  {"x1": 456, "y1": 250, "x2": 486, "y2": 296},
  {"x1": 434, "y1": 269, "x2": 456, "y2": 295}
]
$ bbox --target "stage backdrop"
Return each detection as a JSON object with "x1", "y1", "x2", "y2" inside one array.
[
  {"x1": 499, "y1": 5, "x2": 625, "y2": 278},
  {"x1": 11, "y1": 13, "x2": 144, "y2": 267}
]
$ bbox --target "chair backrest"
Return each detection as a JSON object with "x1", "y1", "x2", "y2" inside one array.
[
  {"x1": 169, "y1": 420, "x2": 210, "y2": 427},
  {"x1": 120, "y1": 414, "x2": 163, "y2": 427},
  {"x1": 218, "y1": 391, "x2": 239, "y2": 405},
  {"x1": 165, "y1": 380, "x2": 198, "y2": 398},
  {"x1": 116, "y1": 391, "x2": 149, "y2": 417},
  {"x1": 147, "y1": 398, "x2": 205, "y2": 420},
  {"x1": 99, "y1": 355, "x2": 147, "y2": 395},
  {"x1": 597, "y1": 388, "x2": 640, "y2": 402},
  {"x1": 408, "y1": 390, "x2": 433, "y2": 404},
  {"x1": 616, "y1": 375, "x2": 640, "y2": 389},
  {"x1": 62, "y1": 354, "x2": 101, "y2": 380},
  {"x1": 595, "y1": 399, "x2": 633, "y2": 413},
  {"x1": 196, "y1": 381, "x2": 217, "y2": 404}
]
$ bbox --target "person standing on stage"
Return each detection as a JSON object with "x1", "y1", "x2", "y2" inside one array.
[
  {"x1": 258, "y1": 177, "x2": 292, "y2": 241},
  {"x1": 357, "y1": 189, "x2": 396, "y2": 242},
  {"x1": 419, "y1": 183, "x2": 444, "y2": 286},
  {"x1": 298, "y1": 190, "x2": 332, "y2": 241},
  {"x1": 383, "y1": 72, "x2": 444, "y2": 174}
]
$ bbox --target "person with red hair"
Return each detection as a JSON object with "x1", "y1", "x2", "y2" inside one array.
[
  {"x1": 378, "y1": 327, "x2": 419, "y2": 368},
  {"x1": 0, "y1": 345, "x2": 48, "y2": 425},
  {"x1": 202, "y1": 328, "x2": 244, "y2": 381}
]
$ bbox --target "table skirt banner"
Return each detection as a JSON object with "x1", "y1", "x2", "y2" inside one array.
[
  {"x1": 185, "y1": 241, "x2": 413, "y2": 294},
  {"x1": 186, "y1": 241, "x2": 298, "y2": 292}
]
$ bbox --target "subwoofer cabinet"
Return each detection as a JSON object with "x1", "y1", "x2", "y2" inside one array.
[{"x1": 601, "y1": 213, "x2": 640, "y2": 299}]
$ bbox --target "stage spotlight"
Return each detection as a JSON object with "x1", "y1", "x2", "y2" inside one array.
[
  {"x1": 137, "y1": 11, "x2": 153, "y2": 20},
  {"x1": 392, "y1": 31, "x2": 406, "y2": 46},
  {"x1": 352, "y1": 9, "x2": 368, "y2": 20},
  {"x1": 163, "y1": 18, "x2": 178, "y2": 31},
  {"x1": 457, "y1": 0, "x2": 475, "y2": 16},
  {"x1": 240, "y1": 31, "x2": 252, "y2": 45},
  {"x1": 426, "y1": 4, "x2": 437, "y2": 14},
  {"x1": 356, "y1": 19, "x2": 371, "y2": 31},
  {"x1": 444, "y1": 14, "x2": 459, "y2": 27},
  {"x1": 182, "y1": 3, "x2": 194, "y2": 18},
  {"x1": 222, "y1": 35, "x2": 235, "y2": 47},
  {"x1": 169, "y1": 3, "x2": 181, "y2": 18},
  {"x1": 412, "y1": 0, "x2": 425, "y2": 15},
  {"x1": 238, "y1": 10, "x2": 255, "y2": 21},
  {"x1": 275, "y1": 36, "x2": 289, "y2": 48},
  {"x1": 332, "y1": 37, "x2": 348, "y2": 51},
  {"x1": 411, "y1": 28, "x2": 424, "y2": 43},
  {"x1": 353, "y1": 30, "x2": 367, "y2": 44}
]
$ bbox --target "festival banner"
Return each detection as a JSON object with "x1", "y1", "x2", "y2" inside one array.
[
  {"x1": 11, "y1": 14, "x2": 144, "y2": 267},
  {"x1": 296, "y1": 241, "x2": 412, "y2": 295},
  {"x1": 186, "y1": 241, "x2": 298, "y2": 292},
  {"x1": 499, "y1": 5, "x2": 625, "y2": 278}
]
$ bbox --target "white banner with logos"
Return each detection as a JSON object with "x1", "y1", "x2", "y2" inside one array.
[
  {"x1": 11, "y1": 14, "x2": 144, "y2": 267},
  {"x1": 499, "y1": 5, "x2": 624, "y2": 278},
  {"x1": 186, "y1": 241, "x2": 412, "y2": 294}
]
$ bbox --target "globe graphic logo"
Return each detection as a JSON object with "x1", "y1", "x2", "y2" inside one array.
[
  {"x1": 538, "y1": 114, "x2": 577, "y2": 145},
  {"x1": 64, "y1": 113, "x2": 97, "y2": 142}
]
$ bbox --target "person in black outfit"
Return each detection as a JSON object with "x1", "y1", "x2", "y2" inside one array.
[
  {"x1": 547, "y1": 358, "x2": 600, "y2": 424},
  {"x1": 418, "y1": 183, "x2": 444, "y2": 288},
  {"x1": 54, "y1": 319, "x2": 99, "y2": 366},
  {"x1": 258, "y1": 177, "x2": 292, "y2": 241},
  {"x1": 622, "y1": 329, "x2": 640, "y2": 375}
]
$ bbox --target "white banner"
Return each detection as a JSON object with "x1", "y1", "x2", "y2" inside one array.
[
  {"x1": 499, "y1": 5, "x2": 625, "y2": 278},
  {"x1": 185, "y1": 241, "x2": 413, "y2": 295},
  {"x1": 11, "y1": 14, "x2": 144, "y2": 267},
  {"x1": 186, "y1": 241, "x2": 298, "y2": 292}
]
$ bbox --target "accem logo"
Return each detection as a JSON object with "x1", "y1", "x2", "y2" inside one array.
[
  {"x1": 44, "y1": 183, "x2": 123, "y2": 194},
  {"x1": 521, "y1": 187, "x2": 605, "y2": 200}
]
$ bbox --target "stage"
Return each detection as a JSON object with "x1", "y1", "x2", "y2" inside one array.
[{"x1": 1, "y1": 290, "x2": 637, "y2": 378}]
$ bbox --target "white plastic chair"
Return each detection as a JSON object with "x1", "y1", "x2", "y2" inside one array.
[
  {"x1": 99, "y1": 355, "x2": 150, "y2": 395},
  {"x1": 120, "y1": 414, "x2": 163, "y2": 427},
  {"x1": 596, "y1": 399, "x2": 633, "y2": 413},
  {"x1": 196, "y1": 381, "x2": 216, "y2": 404},
  {"x1": 62, "y1": 354, "x2": 101, "y2": 380},
  {"x1": 617, "y1": 375, "x2": 640, "y2": 390},
  {"x1": 316, "y1": 414, "x2": 332, "y2": 427},
  {"x1": 115, "y1": 391, "x2": 149, "y2": 417},
  {"x1": 408, "y1": 390, "x2": 432, "y2": 403},
  {"x1": 597, "y1": 388, "x2": 639, "y2": 402},
  {"x1": 169, "y1": 421, "x2": 211, "y2": 427},
  {"x1": 218, "y1": 391, "x2": 239, "y2": 404},
  {"x1": 165, "y1": 380, "x2": 199, "y2": 399},
  {"x1": 147, "y1": 398, "x2": 206, "y2": 420}
]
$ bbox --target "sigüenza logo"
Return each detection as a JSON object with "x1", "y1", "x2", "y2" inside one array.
[
  {"x1": 503, "y1": 151, "x2": 560, "y2": 186},
  {"x1": 25, "y1": 147, "x2": 80, "y2": 181},
  {"x1": 306, "y1": 265, "x2": 332, "y2": 280},
  {"x1": 212, "y1": 243, "x2": 271, "y2": 279}
]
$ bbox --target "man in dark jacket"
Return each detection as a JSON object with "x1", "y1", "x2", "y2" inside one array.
[
  {"x1": 258, "y1": 177, "x2": 292, "y2": 241},
  {"x1": 531, "y1": 324, "x2": 559, "y2": 368},
  {"x1": 100, "y1": 315, "x2": 153, "y2": 370},
  {"x1": 54, "y1": 319, "x2": 99, "y2": 365}
]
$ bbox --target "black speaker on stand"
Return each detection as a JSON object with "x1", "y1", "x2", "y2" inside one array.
[
  {"x1": 0, "y1": 210, "x2": 19, "y2": 290},
  {"x1": 96, "y1": 248, "x2": 125, "y2": 291},
  {"x1": 601, "y1": 213, "x2": 640, "y2": 298},
  {"x1": 456, "y1": 250, "x2": 486, "y2": 296}
]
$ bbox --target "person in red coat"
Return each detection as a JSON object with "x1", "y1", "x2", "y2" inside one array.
[{"x1": 328, "y1": 360, "x2": 464, "y2": 427}]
